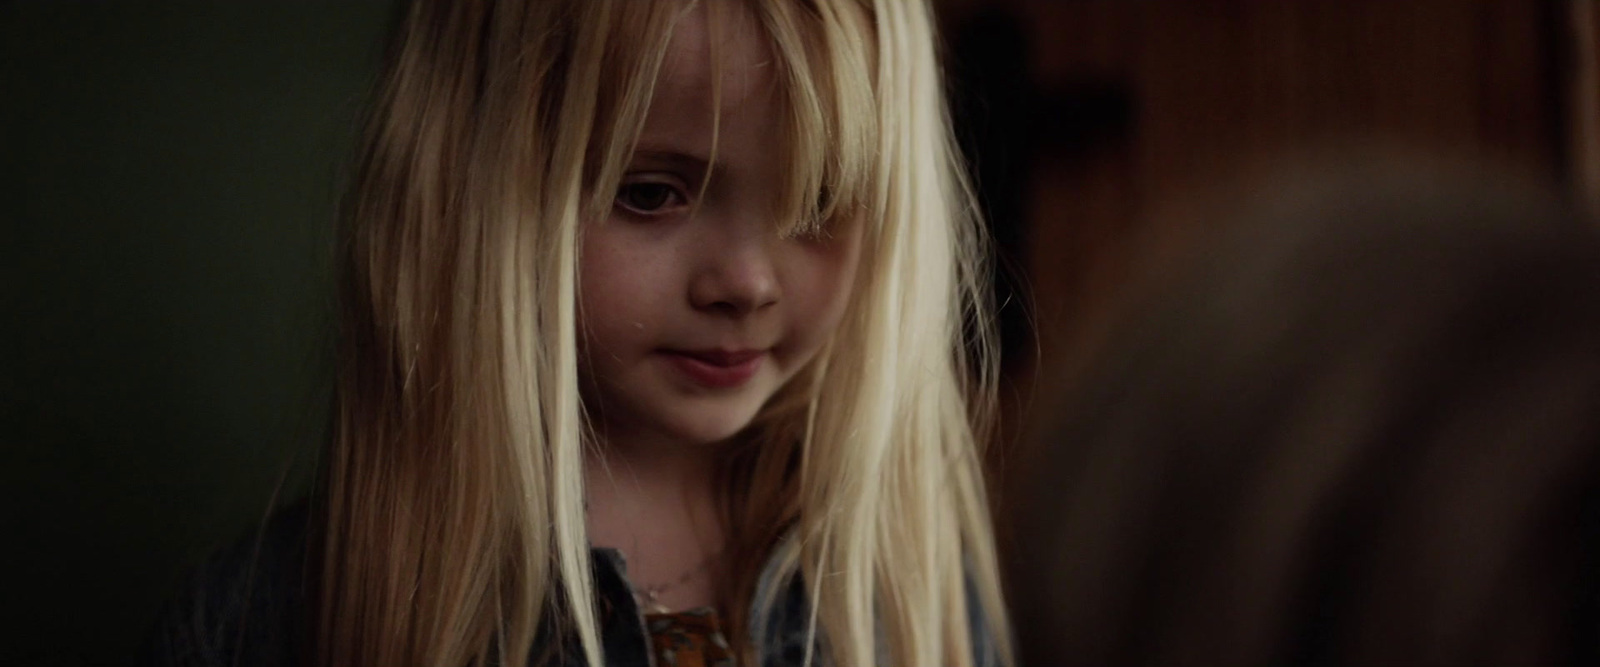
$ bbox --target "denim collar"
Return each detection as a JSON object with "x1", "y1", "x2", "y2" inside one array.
[{"x1": 585, "y1": 537, "x2": 816, "y2": 667}]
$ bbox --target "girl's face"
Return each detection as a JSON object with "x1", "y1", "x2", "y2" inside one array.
[{"x1": 578, "y1": 5, "x2": 864, "y2": 449}]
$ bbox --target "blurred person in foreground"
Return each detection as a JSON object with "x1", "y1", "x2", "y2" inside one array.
[{"x1": 1008, "y1": 157, "x2": 1600, "y2": 666}]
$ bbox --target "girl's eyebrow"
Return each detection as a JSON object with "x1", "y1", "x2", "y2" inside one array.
[{"x1": 630, "y1": 147, "x2": 713, "y2": 173}]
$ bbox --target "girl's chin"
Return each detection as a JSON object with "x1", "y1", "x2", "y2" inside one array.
[
  {"x1": 582, "y1": 374, "x2": 774, "y2": 449},
  {"x1": 657, "y1": 409, "x2": 762, "y2": 447},
  {"x1": 594, "y1": 400, "x2": 765, "y2": 451}
]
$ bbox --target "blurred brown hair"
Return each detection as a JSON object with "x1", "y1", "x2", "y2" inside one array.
[{"x1": 1009, "y1": 157, "x2": 1600, "y2": 666}]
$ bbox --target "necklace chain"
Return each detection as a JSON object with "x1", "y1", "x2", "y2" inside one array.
[{"x1": 631, "y1": 551, "x2": 721, "y2": 614}]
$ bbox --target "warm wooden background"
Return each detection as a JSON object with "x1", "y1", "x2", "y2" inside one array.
[{"x1": 937, "y1": 0, "x2": 1595, "y2": 522}]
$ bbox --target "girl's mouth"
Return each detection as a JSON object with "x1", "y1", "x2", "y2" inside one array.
[{"x1": 663, "y1": 349, "x2": 765, "y2": 388}]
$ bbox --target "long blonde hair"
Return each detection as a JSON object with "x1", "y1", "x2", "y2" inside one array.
[{"x1": 319, "y1": 1, "x2": 1011, "y2": 665}]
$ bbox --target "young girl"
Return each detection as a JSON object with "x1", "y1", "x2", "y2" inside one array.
[{"x1": 146, "y1": 1, "x2": 1010, "y2": 666}]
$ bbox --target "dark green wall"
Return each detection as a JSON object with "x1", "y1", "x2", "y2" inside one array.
[{"x1": 2, "y1": 4, "x2": 394, "y2": 664}]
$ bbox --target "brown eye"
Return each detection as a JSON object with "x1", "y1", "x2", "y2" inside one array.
[{"x1": 615, "y1": 181, "x2": 686, "y2": 215}]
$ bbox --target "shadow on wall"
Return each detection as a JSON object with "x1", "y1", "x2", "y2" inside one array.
[{"x1": 2, "y1": 4, "x2": 395, "y2": 665}]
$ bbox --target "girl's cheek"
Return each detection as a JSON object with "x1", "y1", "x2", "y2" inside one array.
[
  {"x1": 794, "y1": 232, "x2": 864, "y2": 339},
  {"x1": 826, "y1": 225, "x2": 867, "y2": 309}
]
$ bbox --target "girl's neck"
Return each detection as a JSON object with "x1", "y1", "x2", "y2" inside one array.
[
  {"x1": 587, "y1": 429, "x2": 722, "y2": 497},
  {"x1": 584, "y1": 431, "x2": 728, "y2": 613}
]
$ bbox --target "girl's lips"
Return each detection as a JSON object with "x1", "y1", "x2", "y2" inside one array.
[{"x1": 663, "y1": 350, "x2": 765, "y2": 388}]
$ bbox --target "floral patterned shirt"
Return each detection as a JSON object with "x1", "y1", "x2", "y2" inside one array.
[{"x1": 645, "y1": 609, "x2": 736, "y2": 667}]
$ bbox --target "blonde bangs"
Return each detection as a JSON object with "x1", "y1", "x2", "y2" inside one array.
[
  {"x1": 580, "y1": 1, "x2": 686, "y2": 220},
  {"x1": 578, "y1": 0, "x2": 881, "y2": 238},
  {"x1": 754, "y1": 0, "x2": 881, "y2": 237}
]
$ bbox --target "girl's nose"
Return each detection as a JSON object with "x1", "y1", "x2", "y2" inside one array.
[{"x1": 689, "y1": 237, "x2": 781, "y2": 316}]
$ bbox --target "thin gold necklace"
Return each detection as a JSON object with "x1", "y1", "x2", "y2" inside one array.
[{"x1": 631, "y1": 551, "x2": 721, "y2": 614}]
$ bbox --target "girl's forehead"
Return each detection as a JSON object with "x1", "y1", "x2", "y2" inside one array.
[{"x1": 651, "y1": 3, "x2": 778, "y2": 120}]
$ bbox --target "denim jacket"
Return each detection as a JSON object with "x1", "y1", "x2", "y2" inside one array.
[{"x1": 139, "y1": 504, "x2": 997, "y2": 667}]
